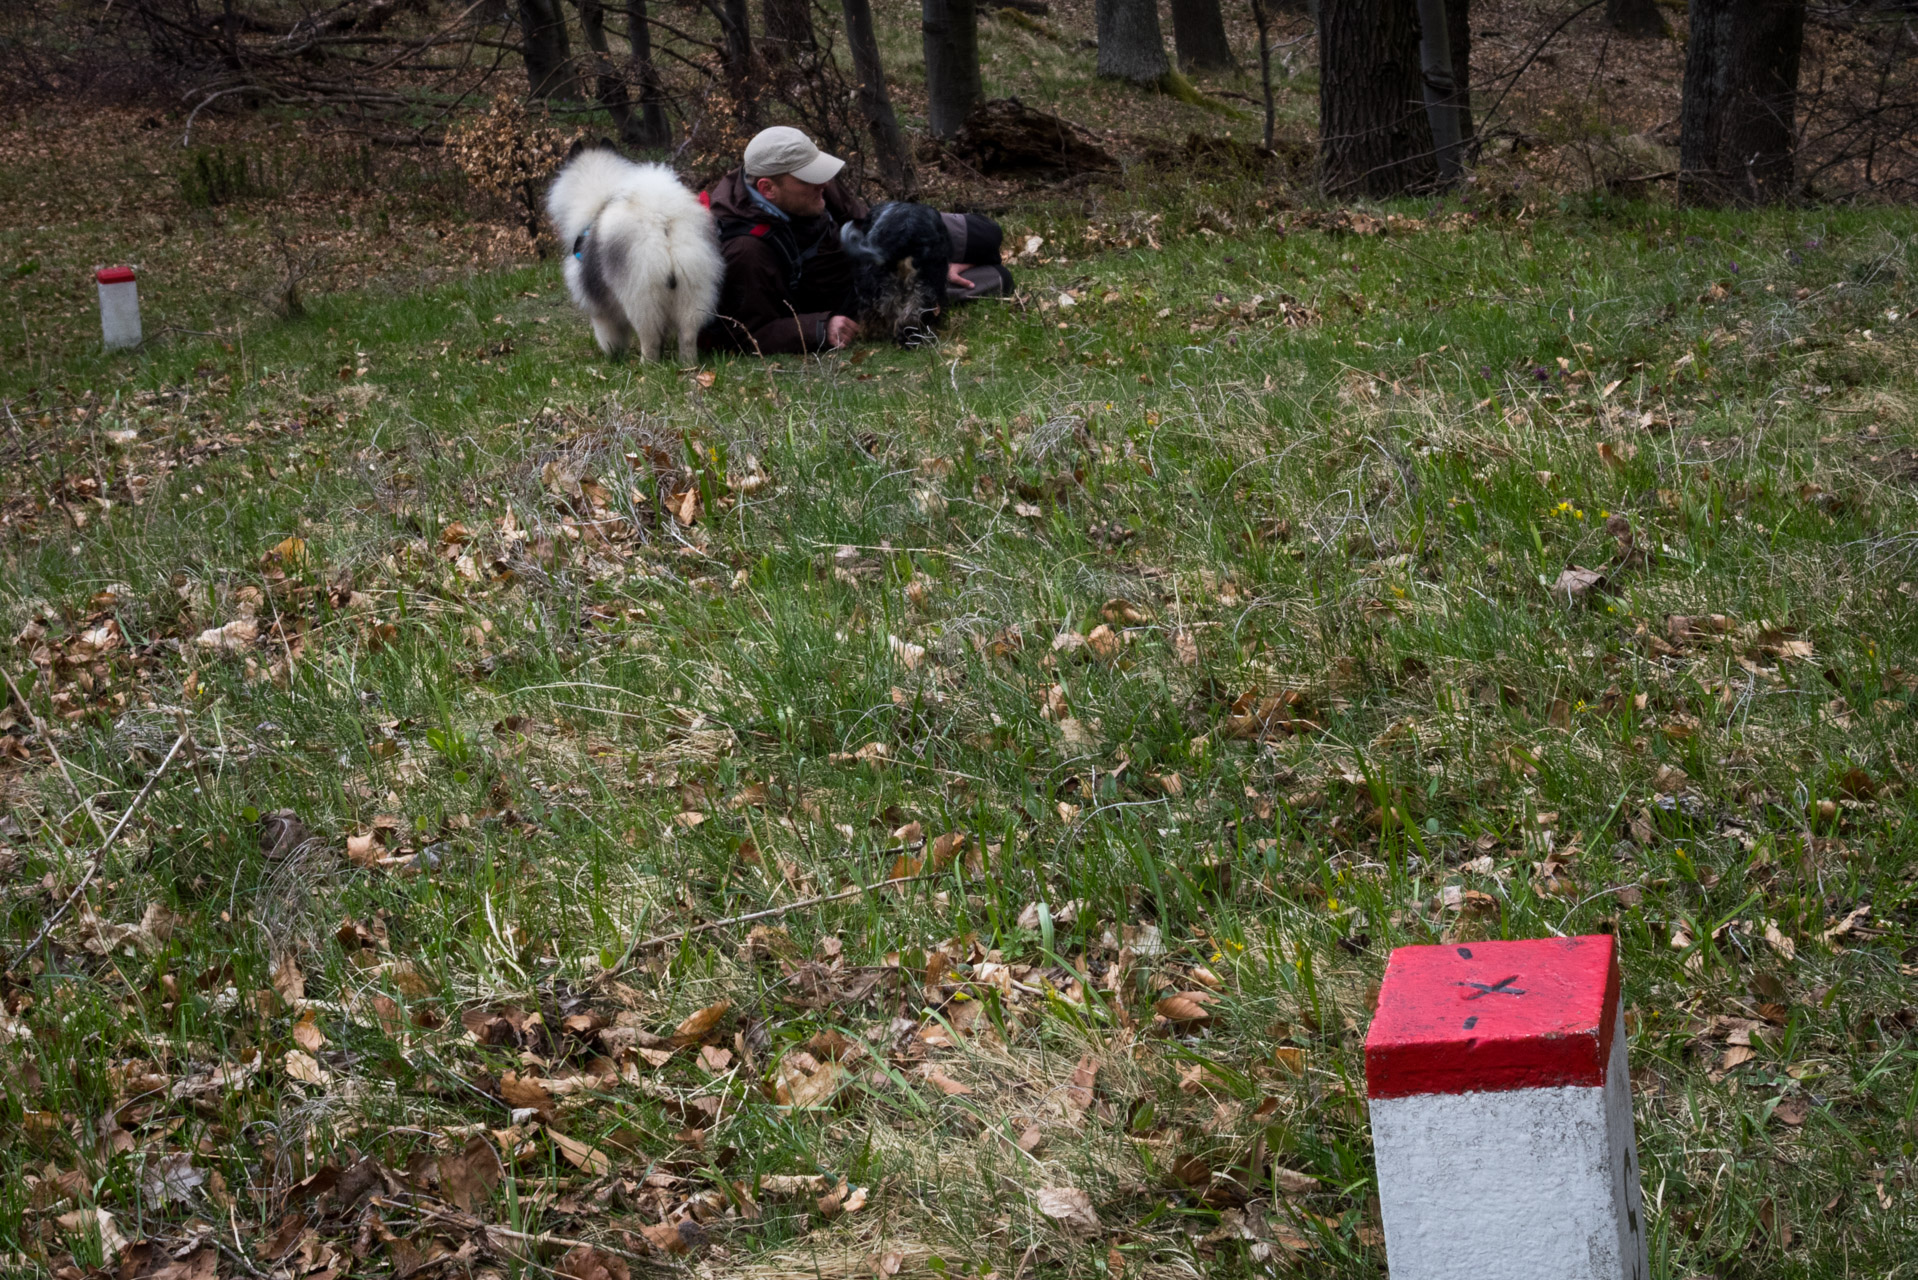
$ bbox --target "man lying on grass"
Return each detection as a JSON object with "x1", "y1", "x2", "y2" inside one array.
[{"x1": 699, "y1": 126, "x2": 1013, "y2": 354}]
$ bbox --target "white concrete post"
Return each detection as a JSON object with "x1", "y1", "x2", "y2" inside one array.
[
  {"x1": 1365, "y1": 934, "x2": 1648, "y2": 1280},
  {"x1": 97, "y1": 265, "x2": 142, "y2": 350}
]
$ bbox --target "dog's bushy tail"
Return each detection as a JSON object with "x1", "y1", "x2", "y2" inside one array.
[{"x1": 838, "y1": 222, "x2": 886, "y2": 266}]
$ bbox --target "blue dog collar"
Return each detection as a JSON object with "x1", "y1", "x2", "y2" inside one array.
[{"x1": 573, "y1": 227, "x2": 588, "y2": 260}]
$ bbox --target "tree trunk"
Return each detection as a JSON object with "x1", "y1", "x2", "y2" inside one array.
[
  {"x1": 762, "y1": 0, "x2": 817, "y2": 51},
  {"x1": 1679, "y1": 0, "x2": 1804, "y2": 204},
  {"x1": 840, "y1": 0, "x2": 917, "y2": 194},
  {"x1": 1250, "y1": 0, "x2": 1276, "y2": 149},
  {"x1": 624, "y1": 0, "x2": 672, "y2": 148},
  {"x1": 703, "y1": 0, "x2": 758, "y2": 123},
  {"x1": 1414, "y1": 0, "x2": 1463, "y2": 184},
  {"x1": 576, "y1": 0, "x2": 637, "y2": 137},
  {"x1": 1170, "y1": 0, "x2": 1235, "y2": 72},
  {"x1": 923, "y1": 0, "x2": 983, "y2": 138},
  {"x1": 1096, "y1": 0, "x2": 1170, "y2": 84},
  {"x1": 1605, "y1": 0, "x2": 1667, "y2": 37},
  {"x1": 518, "y1": 0, "x2": 580, "y2": 99},
  {"x1": 1319, "y1": 0, "x2": 1435, "y2": 196},
  {"x1": 1446, "y1": 0, "x2": 1472, "y2": 147}
]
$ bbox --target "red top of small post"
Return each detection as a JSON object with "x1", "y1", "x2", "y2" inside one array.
[
  {"x1": 1365, "y1": 934, "x2": 1621, "y2": 1100},
  {"x1": 96, "y1": 266, "x2": 137, "y2": 285}
]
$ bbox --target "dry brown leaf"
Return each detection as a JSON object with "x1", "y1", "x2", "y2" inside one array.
[
  {"x1": 1035, "y1": 1186, "x2": 1101, "y2": 1233},
  {"x1": 56, "y1": 1208, "x2": 127, "y2": 1259},
  {"x1": 1822, "y1": 904, "x2": 1871, "y2": 943},
  {"x1": 888, "y1": 634, "x2": 928, "y2": 670},
  {"x1": 1597, "y1": 440, "x2": 1638, "y2": 468},
  {"x1": 292, "y1": 1011, "x2": 326, "y2": 1053},
  {"x1": 557, "y1": 1245, "x2": 630, "y2": 1280},
  {"x1": 1065, "y1": 1053, "x2": 1098, "y2": 1112},
  {"x1": 817, "y1": 1180, "x2": 869, "y2": 1217},
  {"x1": 929, "y1": 830, "x2": 968, "y2": 870},
  {"x1": 547, "y1": 1125, "x2": 614, "y2": 1175},
  {"x1": 1273, "y1": 1166, "x2": 1318, "y2": 1195},
  {"x1": 1759, "y1": 1196, "x2": 1791, "y2": 1247},
  {"x1": 438, "y1": 1134, "x2": 503, "y2": 1211},
  {"x1": 344, "y1": 832, "x2": 381, "y2": 866},
  {"x1": 143, "y1": 1245, "x2": 218, "y2": 1280},
  {"x1": 370, "y1": 993, "x2": 405, "y2": 1038},
  {"x1": 698, "y1": 1045, "x2": 734, "y2": 1072},
  {"x1": 1171, "y1": 627, "x2": 1199, "y2": 667},
  {"x1": 1155, "y1": 991, "x2": 1219, "y2": 1025},
  {"x1": 1274, "y1": 1046, "x2": 1306, "y2": 1075},
  {"x1": 637, "y1": 1220, "x2": 700, "y2": 1255},
  {"x1": 499, "y1": 1071, "x2": 557, "y2": 1121},
  {"x1": 1720, "y1": 1044, "x2": 1756, "y2": 1072},
  {"x1": 138, "y1": 1152, "x2": 205, "y2": 1205},
  {"x1": 1551, "y1": 566, "x2": 1607, "y2": 603},
  {"x1": 672, "y1": 1000, "x2": 731, "y2": 1045},
  {"x1": 1460, "y1": 889, "x2": 1499, "y2": 917},
  {"x1": 271, "y1": 952, "x2": 305, "y2": 1004},
  {"x1": 729, "y1": 783, "x2": 771, "y2": 810},
  {"x1": 1101, "y1": 597, "x2": 1152, "y2": 625},
  {"x1": 1773, "y1": 1096, "x2": 1811, "y2": 1127},
  {"x1": 194, "y1": 617, "x2": 259, "y2": 651},
  {"x1": 758, "y1": 1174, "x2": 831, "y2": 1195},
  {"x1": 924, "y1": 1067, "x2": 973, "y2": 1096},
  {"x1": 784, "y1": 1058, "x2": 844, "y2": 1109},
  {"x1": 284, "y1": 1049, "x2": 329, "y2": 1085},
  {"x1": 1058, "y1": 717, "x2": 1098, "y2": 751}
]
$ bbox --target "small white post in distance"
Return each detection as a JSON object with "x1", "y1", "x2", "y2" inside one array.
[
  {"x1": 1365, "y1": 933, "x2": 1649, "y2": 1280},
  {"x1": 97, "y1": 265, "x2": 142, "y2": 350}
]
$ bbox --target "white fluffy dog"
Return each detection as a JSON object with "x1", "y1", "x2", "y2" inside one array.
[{"x1": 545, "y1": 141, "x2": 722, "y2": 361}]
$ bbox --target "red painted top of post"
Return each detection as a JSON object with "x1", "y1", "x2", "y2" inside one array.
[
  {"x1": 96, "y1": 266, "x2": 137, "y2": 285},
  {"x1": 1364, "y1": 934, "x2": 1620, "y2": 1099}
]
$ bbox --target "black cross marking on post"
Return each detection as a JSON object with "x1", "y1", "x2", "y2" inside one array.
[{"x1": 1457, "y1": 975, "x2": 1525, "y2": 999}]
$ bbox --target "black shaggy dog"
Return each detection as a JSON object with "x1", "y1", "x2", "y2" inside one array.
[{"x1": 839, "y1": 201, "x2": 949, "y2": 346}]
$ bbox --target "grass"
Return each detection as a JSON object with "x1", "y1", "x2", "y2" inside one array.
[{"x1": 3, "y1": 183, "x2": 1918, "y2": 1280}]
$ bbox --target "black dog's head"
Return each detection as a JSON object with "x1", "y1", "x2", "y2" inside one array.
[{"x1": 840, "y1": 202, "x2": 949, "y2": 346}]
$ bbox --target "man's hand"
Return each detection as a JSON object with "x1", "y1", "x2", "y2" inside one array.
[
  {"x1": 826, "y1": 315, "x2": 861, "y2": 349},
  {"x1": 947, "y1": 262, "x2": 975, "y2": 290}
]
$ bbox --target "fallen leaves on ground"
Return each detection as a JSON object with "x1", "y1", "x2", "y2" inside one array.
[
  {"x1": 547, "y1": 1125, "x2": 613, "y2": 1175},
  {"x1": 1035, "y1": 1185, "x2": 1101, "y2": 1232}
]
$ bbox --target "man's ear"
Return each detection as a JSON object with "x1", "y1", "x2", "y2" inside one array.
[{"x1": 753, "y1": 175, "x2": 776, "y2": 198}]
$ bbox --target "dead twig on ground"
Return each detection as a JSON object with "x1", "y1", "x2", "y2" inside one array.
[
  {"x1": 4, "y1": 669, "x2": 109, "y2": 844},
  {"x1": 604, "y1": 873, "x2": 935, "y2": 976},
  {"x1": 8, "y1": 727, "x2": 191, "y2": 972},
  {"x1": 380, "y1": 1198, "x2": 653, "y2": 1263}
]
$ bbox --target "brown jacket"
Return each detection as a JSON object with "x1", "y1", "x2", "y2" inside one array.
[{"x1": 699, "y1": 170, "x2": 870, "y2": 355}]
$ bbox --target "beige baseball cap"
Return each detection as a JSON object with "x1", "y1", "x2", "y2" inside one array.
[{"x1": 743, "y1": 126, "x2": 844, "y2": 184}]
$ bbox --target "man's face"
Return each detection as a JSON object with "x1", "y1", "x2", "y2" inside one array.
[{"x1": 754, "y1": 172, "x2": 827, "y2": 218}]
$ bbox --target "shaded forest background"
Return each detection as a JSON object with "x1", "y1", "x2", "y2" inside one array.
[
  {"x1": 4, "y1": 0, "x2": 1916, "y2": 198},
  {"x1": 0, "y1": 0, "x2": 1913, "y2": 350}
]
